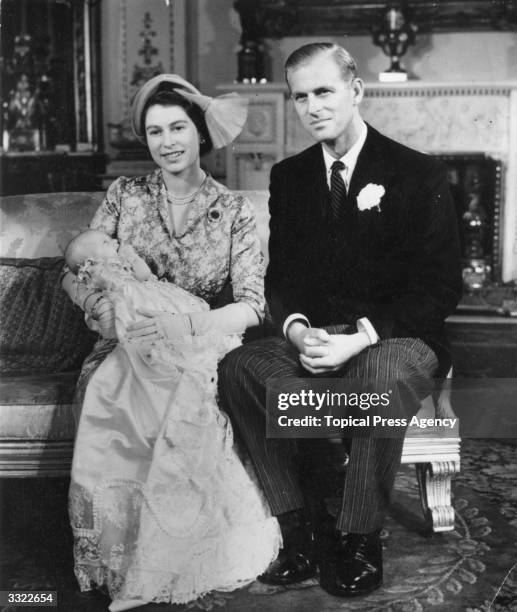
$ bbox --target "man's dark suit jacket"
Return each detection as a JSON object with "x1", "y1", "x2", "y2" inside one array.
[{"x1": 265, "y1": 124, "x2": 463, "y2": 376}]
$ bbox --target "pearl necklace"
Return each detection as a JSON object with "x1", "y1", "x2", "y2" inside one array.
[{"x1": 166, "y1": 174, "x2": 207, "y2": 206}]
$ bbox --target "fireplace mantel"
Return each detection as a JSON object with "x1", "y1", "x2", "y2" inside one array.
[{"x1": 218, "y1": 80, "x2": 517, "y2": 282}]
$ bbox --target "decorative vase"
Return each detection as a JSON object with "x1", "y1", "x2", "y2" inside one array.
[{"x1": 372, "y1": 5, "x2": 417, "y2": 82}]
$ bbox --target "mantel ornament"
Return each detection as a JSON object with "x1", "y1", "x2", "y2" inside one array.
[
  {"x1": 233, "y1": 0, "x2": 297, "y2": 82},
  {"x1": 234, "y1": 0, "x2": 268, "y2": 83},
  {"x1": 372, "y1": 4, "x2": 417, "y2": 82}
]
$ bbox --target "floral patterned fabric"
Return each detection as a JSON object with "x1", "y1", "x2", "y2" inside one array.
[
  {"x1": 90, "y1": 170, "x2": 265, "y2": 317},
  {"x1": 67, "y1": 172, "x2": 277, "y2": 608},
  {"x1": 72, "y1": 172, "x2": 267, "y2": 427}
]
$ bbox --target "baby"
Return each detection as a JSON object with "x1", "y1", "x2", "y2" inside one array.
[
  {"x1": 65, "y1": 229, "x2": 209, "y2": 342},
  {"x1": 65, "y1": 229, "x2": 152, "y2": 281}
]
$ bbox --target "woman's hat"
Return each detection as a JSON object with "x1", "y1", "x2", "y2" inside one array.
[{"x1": 131, "y1": 74, "x2": 248, "y2": 148}]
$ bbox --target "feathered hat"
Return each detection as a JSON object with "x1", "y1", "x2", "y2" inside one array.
[{"x1": 131, "y1": 74, "x2": 248, "y2": 148}]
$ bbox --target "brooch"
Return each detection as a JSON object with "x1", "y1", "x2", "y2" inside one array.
[{"x1": 206, "y1": 202, "x2": 223, "y2": 225}]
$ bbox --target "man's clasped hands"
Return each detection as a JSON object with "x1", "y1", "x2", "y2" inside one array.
[{"x1": 285, "y1": 322, "x2": 370, "y2": 374}]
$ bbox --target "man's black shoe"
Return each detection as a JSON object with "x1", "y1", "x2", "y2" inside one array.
[
  {"x1": 319, "y1": 530, "x2": 382, "y2": 597},
  {"x1": 258, "y1": 549, "x2": 317, "y2": 585}
]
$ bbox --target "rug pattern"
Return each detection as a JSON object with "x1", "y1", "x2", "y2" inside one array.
[{"x1": 1, "y1": 440, "x2": 516, "y2": 612}]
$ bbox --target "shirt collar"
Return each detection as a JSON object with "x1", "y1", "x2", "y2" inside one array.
[{"x1": 322, "y1": 120, "x2": 368, "y2": 184}]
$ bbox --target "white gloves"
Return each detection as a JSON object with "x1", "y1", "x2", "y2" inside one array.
[
  {"x1": 125, "y1": 310, "x2": 192, "y2": 343},
  {"x1": 125, "y1": 303, "x2": 256, "y2": 343}
]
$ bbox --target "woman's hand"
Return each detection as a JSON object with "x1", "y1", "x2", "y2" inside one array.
[{"x1": 126, "y1": 308, "x2": 191, "y2": 342}]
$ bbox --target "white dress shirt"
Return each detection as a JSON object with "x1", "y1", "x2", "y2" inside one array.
[{"x1": 321, "y1": 120, "x2": 368, "y2": 191}]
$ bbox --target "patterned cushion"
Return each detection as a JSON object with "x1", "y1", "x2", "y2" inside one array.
[{"x1": 0, "y1": 257, "x2": 97, "y2": 375}]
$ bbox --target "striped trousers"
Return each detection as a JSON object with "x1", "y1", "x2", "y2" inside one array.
[{"x1": 218, "y1": 335, "x2": 438, "y2": 533}]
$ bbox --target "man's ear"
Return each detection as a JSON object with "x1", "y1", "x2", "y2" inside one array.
[{"x1": 351, "y1": 78, "x2": 364, "y2": 106}]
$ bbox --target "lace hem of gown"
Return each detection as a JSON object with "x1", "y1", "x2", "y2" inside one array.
[
  {"x1": 70, "y1": 331, "x2": 281, "y2": 607},
  {"x1": 73, "y1": 510, "x2": 280, "y2": 606}
]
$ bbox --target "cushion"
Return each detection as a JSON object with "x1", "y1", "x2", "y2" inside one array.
[
  {"x1": 0, "y1": 192, "x2": 103, "y2": 258},
  {"x1": 0, "y1": 257, "x2": 97, "y2": 375}
]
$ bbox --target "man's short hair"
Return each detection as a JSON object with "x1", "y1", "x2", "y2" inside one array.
[{"x1": 284, "y1": 42, "x2": 358, "y2": 85}]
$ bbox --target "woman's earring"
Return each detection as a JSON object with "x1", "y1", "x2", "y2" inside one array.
[{"x1": 199, "y1": 136, "x2": 206, "y2": 144}]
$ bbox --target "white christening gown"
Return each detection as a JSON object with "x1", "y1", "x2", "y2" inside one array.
[{"x1": 69, "y1": 258, "x2": 281, "y2": 610}]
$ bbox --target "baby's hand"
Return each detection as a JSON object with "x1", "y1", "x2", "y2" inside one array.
[
  {"x1": 118, "y1": 244, "x2": 152, "y2": 281},
  {"x1": 86, "y1": 295, "x2": 117, "y2": 339},
  {"x1": 117, "y1": 243, "x2": 136, "y2": 258}
]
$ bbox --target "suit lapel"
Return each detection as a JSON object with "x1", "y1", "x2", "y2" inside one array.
[
  {"x1": 295, "y1": 127, "x2": 397, "y2": 225},
  {"x1": 348, "y1": 125, "x2": 395, "y2": 207},
  {"x1": 299, "y1": 144, "x2": 329, "y2": 220}
]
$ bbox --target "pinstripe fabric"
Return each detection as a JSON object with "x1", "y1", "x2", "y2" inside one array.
[
  {"x1": 219, "y1": 336, "x2": 438, "y2": 534},
  {"x1": 219, "y1": 337, "x2": 307, "y2": 514}
]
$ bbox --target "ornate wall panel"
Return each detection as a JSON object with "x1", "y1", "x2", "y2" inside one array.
[
  {"x1": 120, "y1": 0, "x2": 177, "y2": 121},
  {"x1": 101, "y1": 0, "x2": 186, "y2": 172},
  {"x1": 219, "y1": 86, "x2": 285, "y2": 189}
]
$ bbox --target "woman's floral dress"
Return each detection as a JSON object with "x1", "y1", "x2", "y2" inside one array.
[{"x1": 69, "y1": 170, "x2": 281, "y2": 610}]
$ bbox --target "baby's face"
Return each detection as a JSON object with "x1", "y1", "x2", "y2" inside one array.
[{"x1": 89, "y1": 232, "x2": 119, "y2": 260}]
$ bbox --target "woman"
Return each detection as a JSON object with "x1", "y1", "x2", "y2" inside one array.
[{"x1": 62, "y1": 74, "x2": 280, "y2": 611}]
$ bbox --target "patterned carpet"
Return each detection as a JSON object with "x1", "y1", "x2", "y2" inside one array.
[{"x1": 1, "y1": 439, "x2": 516, "y2": 612}]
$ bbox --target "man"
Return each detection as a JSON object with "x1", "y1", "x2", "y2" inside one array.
[{"x1": 219, "y1": 42, "x2": 462, "y2": 597}]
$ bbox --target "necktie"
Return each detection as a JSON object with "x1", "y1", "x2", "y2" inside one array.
[{"x1": 330, "y1": 160, "x2": 347, "y2": 219}]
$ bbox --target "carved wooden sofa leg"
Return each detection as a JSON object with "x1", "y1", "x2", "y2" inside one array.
[{"x1": 415, "y1": 460, "x2": 460, "y2": 532}]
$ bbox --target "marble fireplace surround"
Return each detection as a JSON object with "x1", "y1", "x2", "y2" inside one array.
[{"x1": 219, "y1": 81, "x2": 517, "y2": 282}]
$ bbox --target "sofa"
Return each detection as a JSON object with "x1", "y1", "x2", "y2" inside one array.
[{"x1": 0, "y1": 190, "x2": 459, "y2": 532}]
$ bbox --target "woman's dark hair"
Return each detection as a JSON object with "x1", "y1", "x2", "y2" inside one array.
[{"x1": 140, "y1": 85, "x2": 213, "y2": 156}]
